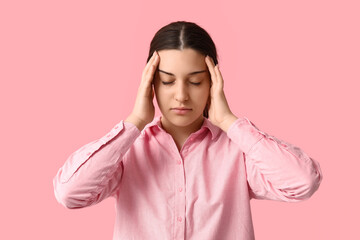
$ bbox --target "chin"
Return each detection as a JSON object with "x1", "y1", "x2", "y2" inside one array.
[
  {"x1": 167, "y1": 117, "x2": 193, "y2": 126},
  {"x1": 164, "y1": 112, "x2": 202, "y2": 127}
]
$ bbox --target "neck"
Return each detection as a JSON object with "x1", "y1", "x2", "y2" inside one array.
[{"x1": 160, "y1": 116, "x2": 205, "y2": 140}]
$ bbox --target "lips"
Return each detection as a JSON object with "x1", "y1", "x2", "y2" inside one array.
[
  {"x1": 172, "y1": 107, "x2": 192, "y2": 110},
  {"x1": 171, "y1": 107, "x2": 192, "y2": 115}
]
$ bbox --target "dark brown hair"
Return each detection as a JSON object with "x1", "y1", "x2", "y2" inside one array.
[{"x1": 147, "y1": 21, "x2": 219, "y2": 118}]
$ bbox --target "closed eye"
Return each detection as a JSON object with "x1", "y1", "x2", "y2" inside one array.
[
  {"x1": 161, "y1": 81, "x2": 201, "y2": 86},
  {"x1": 161, "y1": 81, "x2": 173, "y2": 85}
]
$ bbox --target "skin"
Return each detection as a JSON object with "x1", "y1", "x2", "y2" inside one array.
[
  {"x1": 125, "y1": 48, "x2": 238, "y2": 151},
  {"x1": 153, "y1": 49, "x2": 211, "y2": 148}
]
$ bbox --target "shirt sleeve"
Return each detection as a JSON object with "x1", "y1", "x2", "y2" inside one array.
[
  {"x1": 227, "y1": 117, "x2": 323, "y2": 202},
  {"x1": 53, "y1": 120, "x2": 141, "y2": 209}
]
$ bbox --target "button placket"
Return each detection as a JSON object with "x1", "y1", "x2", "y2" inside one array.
[
  {"x1": 174, "y1": 155, "x2": 186, "y2": 239},
  {"x1": 166, "y1": 132, "x2": 186, "y2": 239}
]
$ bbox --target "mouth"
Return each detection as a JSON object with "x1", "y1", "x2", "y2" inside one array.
[
  {"x1": 171, "y1": 108, "x2": 192, "y2": 110},
  {"x1": 171, "y1": 108, "x2": 192, "y2": 114}
]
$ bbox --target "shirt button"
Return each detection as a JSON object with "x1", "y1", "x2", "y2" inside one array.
[
  {"x1": 115, "y1": 126, "x2": 118, "y2": 129},
  {"x1": 178, "y1": 187, "x2": 182, "y2": 192},
  {"x1": 86, "y1": 152, "x2": 91, "y2": 156},
  {"x1": 177, "y1": 216, "x2": 182, "y2": 222},
  {"x1": 177, "y1": 160, "x2": 182, "y2": 165},
  {"x1": 107, "y1": 134, "x2": 111, "y2": 138}
]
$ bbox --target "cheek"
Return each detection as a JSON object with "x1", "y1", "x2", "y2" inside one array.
[
  {"x1": 200, "y1": 84, "x2": 210, "y2": 97},
  {"x1": 154, "y1": 87, "x2": 170, "y2": 103},
  {"x1": 193, "y1": 87, "x2": 210, "y2": 105}
]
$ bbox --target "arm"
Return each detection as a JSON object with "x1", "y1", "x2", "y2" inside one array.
[
  {"x1": 227, "y1": 117, "x2": 323, "y2": 202},
  {"x1": 53, "y1": 120, "x2": 141, "y2": 209}
]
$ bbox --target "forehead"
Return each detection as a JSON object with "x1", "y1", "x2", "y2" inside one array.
[{"x1": 157, "y1": 49, "x2": 207, "y2": 76}]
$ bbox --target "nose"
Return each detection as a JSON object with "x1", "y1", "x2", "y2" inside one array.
[{"x1": 174, "y1": 81, "x2": 189, "y2": 102}]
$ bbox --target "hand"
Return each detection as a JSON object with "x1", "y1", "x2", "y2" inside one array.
[
  {"x1": 205, "y1": 55, "x2": 238, "y2": 132},
  {"x1": 126, "y1": 51, "x2": 160, "y2": 131}
]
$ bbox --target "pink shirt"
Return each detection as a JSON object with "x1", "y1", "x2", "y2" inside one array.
[{"x1": 53, "y1": 116, "x2": 322, "y2": 240}]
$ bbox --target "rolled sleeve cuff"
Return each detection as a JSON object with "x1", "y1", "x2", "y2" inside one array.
[{"x1": 226, "y1": 117, "x2": 265, "y2": 155}]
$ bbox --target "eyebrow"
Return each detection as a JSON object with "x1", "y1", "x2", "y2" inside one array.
[{"x1": 158, "y1": 69, "x2": 207, "y2": 76}]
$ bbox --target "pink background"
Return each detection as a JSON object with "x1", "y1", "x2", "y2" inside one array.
[{"x1": 1, "y1": 0, "x2": 359, "y2": 239}]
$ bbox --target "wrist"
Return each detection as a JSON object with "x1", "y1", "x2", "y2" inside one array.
[
  {"x1": 125, "y1": 115, "x2": 146, "y2": 131},
  {"x1": 220, "y1": 114, "x2": 238, "y2": 133}
]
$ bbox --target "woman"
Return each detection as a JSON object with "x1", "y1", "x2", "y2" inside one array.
[{"x1": 53, "y1": 21, "x2": 323, "y2": 240}]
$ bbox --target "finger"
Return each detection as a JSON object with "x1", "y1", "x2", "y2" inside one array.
[
  {"x1": 142, "y1": 51, "x2": 157, "y2": 80},
  {"x1": 214, "y1": 64, "x2": 224, "y2": 89},
  {"x1": 142, "y1": 58, "x2": 159, "y2": 90},
  {"x1": 147, "y1": 52, "x2": 159, "y2": 81},
  {"x1": 143, "y1": 65, "x2": 156, "y2": 87},
  {"x1": 142, "y1": 51, "x2": 158, "y2": 82},
  {"x1": 139, "y1": 54, "x2": 158, "y2": 98},
  {"x1": 205, "y1": 55, "x2": 217, "y2": 85},
  {"x1": 208, "y1": 56, "x2": 221, "y2": 87}
]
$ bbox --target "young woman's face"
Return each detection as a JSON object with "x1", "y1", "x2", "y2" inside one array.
[{"x1": 153, "y1": 48, "x2": 211, "y2": 129}]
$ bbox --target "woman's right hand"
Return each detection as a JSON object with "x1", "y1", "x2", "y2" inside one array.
[{"x1": 125, "y1": 51, "x2": 160, "y2": 131}]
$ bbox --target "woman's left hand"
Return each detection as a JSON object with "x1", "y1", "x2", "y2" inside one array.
[{"x1": 205, "y1": 55, "x2": 238, "y2": 132}]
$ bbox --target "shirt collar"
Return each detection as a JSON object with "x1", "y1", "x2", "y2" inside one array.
[{"x1": 144, "y1": 115, "x2": 220, "y2": 140}]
